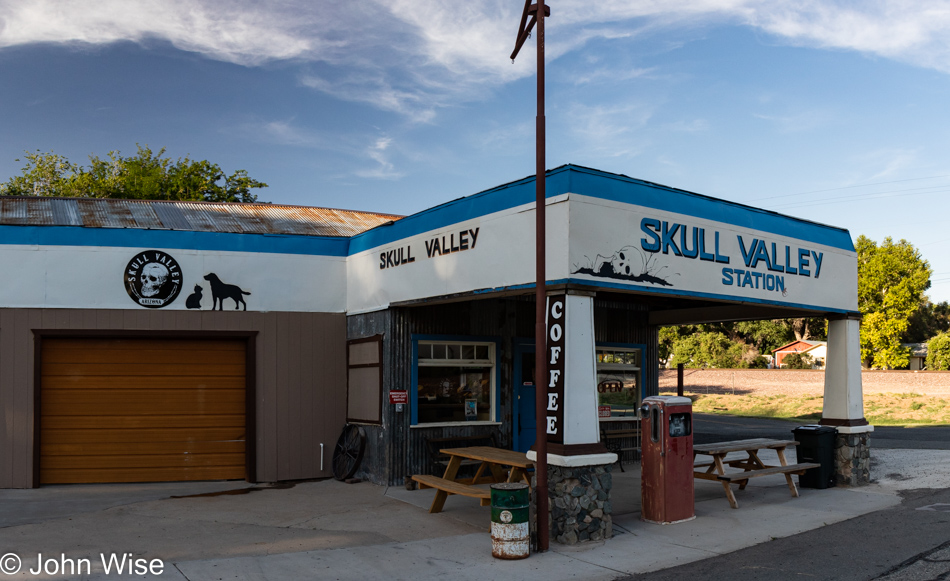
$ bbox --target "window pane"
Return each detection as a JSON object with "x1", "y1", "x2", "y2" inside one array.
[
  {"x1": 417, "y1": 365, "x2": 492, "y2": 423},
  {"x1": 432, "y1": 344, "x2": 446, "y2": 359},
  {"x1": 462, "y1": 345, "x2": 475, "y2": 359},
  {"x1": 596, "y1": 370, "x2": 640, "y2": 416},
  {"x1": 476, "y1": 345, "x2": 489, "y2": 360},
  {"x1": 447, "y1": 344, "x2": 461, "y2": 359},
  {"x1": 419, "y1": 344, "x2": 431, "y2": 359}
]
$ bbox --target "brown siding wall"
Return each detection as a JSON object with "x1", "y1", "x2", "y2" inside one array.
[{"x1": 0, "y1": 309, "x2": 346, "y2": 488}]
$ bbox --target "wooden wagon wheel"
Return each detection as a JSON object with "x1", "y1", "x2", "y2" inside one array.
[{"x1": 332, "y1": 424, "x2": 366, "y2": 481}]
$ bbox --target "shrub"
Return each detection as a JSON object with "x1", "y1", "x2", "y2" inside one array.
[
  {"x1": 926, "y1": 332, "x2": 950, "y2": 370},
  {"x1": 783, "y1": 352, "x2": 815, "y2": 369}
]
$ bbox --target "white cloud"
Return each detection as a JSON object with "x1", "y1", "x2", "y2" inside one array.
[
  {"x1": 3, "y1": 0, "x2": 950, "y2": 120},
  {"x1": 357, "y1": 136, "x2": 403, "y2": 180}
]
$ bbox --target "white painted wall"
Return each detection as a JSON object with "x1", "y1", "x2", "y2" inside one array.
[{"x1": 0, "y1": 244, "x2": 346, "y2": 312}]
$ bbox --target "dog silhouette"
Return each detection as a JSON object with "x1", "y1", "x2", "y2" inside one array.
[
  {"x1": 203, "y1": 273, "x2": 251, "y2": 311},
  {"x1": 185, "y1": 284, "x2": 203, "y2": 309}
]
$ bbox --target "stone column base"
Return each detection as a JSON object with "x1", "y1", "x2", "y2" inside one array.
[
  {"x1": 835, "y1": 432, "x2": 871, "y2": 486},
  {"x1": 530, "y1": 464, "x2": 613, "y2": 547}
]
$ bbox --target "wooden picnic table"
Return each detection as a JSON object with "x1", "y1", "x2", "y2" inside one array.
[
  {"x1": 411, "y1": 446, "x2": 533, "y2": 514},
  {"x1": 693, "y1": 438, "x2": 820, "y2": 509}
]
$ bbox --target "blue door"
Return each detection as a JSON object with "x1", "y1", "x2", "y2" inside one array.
[{"x1": 514, "y1": 344, "x2": 536, "y2": 453}]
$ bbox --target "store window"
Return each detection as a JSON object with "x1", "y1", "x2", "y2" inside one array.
[
  {"x1": 596, "y1": 346, "x2": 642, "y2": 417},
  {"x1": 414, "y1": 340, "x2": 496, "y2": 424}
]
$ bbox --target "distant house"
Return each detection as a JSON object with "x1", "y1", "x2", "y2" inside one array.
[
  {"x1": 903, "y1": 343, "x2": 928, "y2": 370},
  {"x1": 772, "y1": 340, "x2": 825, "y2": 368}
]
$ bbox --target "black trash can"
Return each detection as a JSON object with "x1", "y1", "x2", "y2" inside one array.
[{"x1": 792, "y1": 425, "x2": 837, "y2": 489}]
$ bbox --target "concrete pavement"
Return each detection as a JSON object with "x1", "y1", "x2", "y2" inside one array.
[{"x1": 3, "y1": 446, "x2": 942, "y2": 581}]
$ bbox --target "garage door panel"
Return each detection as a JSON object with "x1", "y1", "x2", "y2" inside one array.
[
  {"x1": 41, "y1": 338, "x2": 247, "y2": 484},
  {"x1": 42, "y1": 427, "x2": 246, "y2": 445},
  {"x1": 41, "y1": 453, "x2": 246, "y2": 470},
  {"x1": 42, "y1": 388, "x2": 245, "y2": 416},
  {"x1": 42, "y1": 414, "x2": 245, "y2": 430},
  {"x1": 41, "y1": 465, "x2": 245, "y2": 485},
  {"x1": 42, "y1": 363, "x2": 245, "y2": 377},
  {"x1": 43, "y1": 338, "x2": 245, "y2": 352},
  {"x1": 42, "y1": 348, "x2": 247, "y2": 366},
  {"x1": 41, "y1": 375, "x2": 245, "y2": 390},
  {"x1": 42, "y1": 440, "x2": 245, "y2": 457}
]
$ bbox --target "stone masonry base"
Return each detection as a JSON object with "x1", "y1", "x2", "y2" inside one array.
[
  {"x1": 835, "y1": 432, "x2": 871, "y2": 486},
  {"x1": 530, "y1": 464, "x2": 613, "y2": 548}
]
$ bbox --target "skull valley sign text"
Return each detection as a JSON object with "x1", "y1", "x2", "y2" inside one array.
[{"x1": 124, "y1": 250, "x2": 183, "y2": 308}]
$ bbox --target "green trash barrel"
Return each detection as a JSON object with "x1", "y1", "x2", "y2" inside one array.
[{"x1": 490, "y1": 483, "x2": 529, "y2": 559}]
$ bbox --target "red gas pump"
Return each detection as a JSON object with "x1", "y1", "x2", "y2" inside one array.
[{"x1": 639, "y1": 396, "x2": 695, "y2": 524}]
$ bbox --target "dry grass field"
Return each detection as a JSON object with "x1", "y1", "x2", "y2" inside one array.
[{"x1": 658, "y1": 369, "x2": 950, "y2": 425}]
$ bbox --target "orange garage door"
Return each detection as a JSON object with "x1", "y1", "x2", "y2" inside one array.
[{"x1": 40, "y1": 338, "x2": 246, "y2": 484}]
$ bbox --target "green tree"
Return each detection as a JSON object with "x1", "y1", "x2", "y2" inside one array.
[
  {"x1": 669, "y1": 332, "x2": 745, "y2": 369},
  {"x1": 782, "y1": 352, "x2": 814, "y2": 369},
  {"x1": 1, "y1": 146, "x2": 267, "y2": 202},
  {"x1": 856, "y1": 235, "x2": 932, "y2": 369},
  {"x1": 905, "y1": 300, "x2": 950, "y2": 343},
  {"x1": 926, "y1": 332, "x2": 950, "y2": 370}
]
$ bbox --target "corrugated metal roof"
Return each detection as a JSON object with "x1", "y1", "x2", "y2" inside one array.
[{"x1": 0, "y1": 197, "x2": 401, "y2": 238}]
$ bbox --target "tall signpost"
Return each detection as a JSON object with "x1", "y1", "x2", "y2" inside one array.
[{"x1": 511, "y1": 0, "x2": 550, "y2": 553}]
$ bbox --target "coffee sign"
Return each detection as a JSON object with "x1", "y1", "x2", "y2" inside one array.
[{"x1": 545, "y1": 295, "x2": 566, "y2": 443}]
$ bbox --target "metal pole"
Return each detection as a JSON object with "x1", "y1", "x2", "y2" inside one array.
[
  {"x1": 533, "y1": 2, "x2": 549, "y2": 553},
  {"x1": 677, "y1": 363, "x2": 684, "y2": 398}
]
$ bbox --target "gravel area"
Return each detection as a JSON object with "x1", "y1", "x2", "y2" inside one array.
[{"x1": 659, "y1": 369, "x2": 950, "y2": 398}]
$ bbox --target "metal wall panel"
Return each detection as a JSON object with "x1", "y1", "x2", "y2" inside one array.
[{"x1": 0, "y1": 308, "x2": 346, "y2": 488}]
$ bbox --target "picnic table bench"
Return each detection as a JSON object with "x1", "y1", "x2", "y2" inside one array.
[
  {"x1": 411, "y1": 446, "x2": 533, "y2": 513},
  {"x1": 693, "y1": 438, "x2": 820, "y2": 509}
]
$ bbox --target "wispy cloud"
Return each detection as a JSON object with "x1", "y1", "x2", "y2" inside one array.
[
  {"x1": 567, "y1": 101, "x2": 655, "y2": 158},
  {"x1": 667, "y1": 119, "x2": 710, "y2": 132},
  {"x1": 753, "y1": 110, "x2": 832, "y2": 133},
  {"x1": 3, "y1": 0, "x2": 950, "y2": 120},
  {"x1": 356, "y1": 136, "x2": 403, "y2": 180}
]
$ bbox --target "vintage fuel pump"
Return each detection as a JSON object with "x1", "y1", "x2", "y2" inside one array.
[{"x1": 639, "y1": 395, "x2": 695, "y2": 524}]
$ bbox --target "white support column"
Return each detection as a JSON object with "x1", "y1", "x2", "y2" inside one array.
[
  {"x1": 528, "y1": 290, "x2": 615, "y2": 467},
  {"x1": 821, "y1": 318, "x2": 871, "y2": 431},
  {"x1": 822, "y1": 317, "x2": 872, "y2": 486}
]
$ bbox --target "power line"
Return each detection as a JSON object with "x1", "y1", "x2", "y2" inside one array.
[{"x1": 744, "y1": 174, "x2": 950, "y2": 203}]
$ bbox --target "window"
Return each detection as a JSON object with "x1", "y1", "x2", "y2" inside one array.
[
  {"x1": 347, "y1": 335, "x2": 383, "y2": 424},
  {"x1": 596, "y1": 346, "x2": 642, "y2": 417},
  {"x1": 415, "y1": 340, "x2": 496, "y2": 424}
]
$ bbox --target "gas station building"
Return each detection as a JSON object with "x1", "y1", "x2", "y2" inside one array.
[{"x1": 0, "y1": 165, "x2": 869, "y2": 513}]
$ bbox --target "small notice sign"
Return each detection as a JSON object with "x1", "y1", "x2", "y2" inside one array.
[
  {"x1": 389, "y1": 391, "x2": 408, "y2": 405},
  {"x1": 598, "y1": 405, "x2": 612, "y2": 418}
]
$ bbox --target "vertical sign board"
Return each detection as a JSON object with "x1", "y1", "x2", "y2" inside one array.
[{"x1": 545, "y1": 295, "x2": 566, "y2": 444}]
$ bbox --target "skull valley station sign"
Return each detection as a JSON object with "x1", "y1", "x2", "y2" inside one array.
[{"x1": 124, "y1": 250, "x2": 183, "y2": 308}]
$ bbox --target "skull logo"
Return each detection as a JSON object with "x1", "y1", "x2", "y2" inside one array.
[{"x1": 140, "y1": 263, "x2": 169, "y2": 297}]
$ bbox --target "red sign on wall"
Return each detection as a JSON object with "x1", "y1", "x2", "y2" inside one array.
[
  {"x1": 598, "y1": 405, "x2": 612, "y2": 418},
  {"x1": 389, "y1": 391, "x2": 408, "y2": 405}
]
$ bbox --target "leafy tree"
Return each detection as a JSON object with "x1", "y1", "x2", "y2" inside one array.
[
  {"x1": 926, "y1": 332, "x2": 950, "y2": 370},
  {"x1": 856, "y1": 235, "x2": 932, "y2": 369},
  {"x1": 905, "y1": 300, "x2": 950, "y2": 343},
  {"x1": 0, "y1": 146, "x2": 267, "y2": 203},
  {"x1": 669, "y1": 332, "x2": 745, "y2": 369},
  {"x1": 782, "y1": 352, "x2": 814, "y2": 369}
]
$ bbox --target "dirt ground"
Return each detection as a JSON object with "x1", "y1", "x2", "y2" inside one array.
[{"x1": 659, "y1": 368, "x2": 950, "y2": 398}]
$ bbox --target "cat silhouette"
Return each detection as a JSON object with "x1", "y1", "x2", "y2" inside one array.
[{"x1": 185, "y1": 284, "x2": 203, "y2": 309}]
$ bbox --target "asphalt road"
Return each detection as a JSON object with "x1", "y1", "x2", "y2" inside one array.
[
  {"x1": 616, "y1": 414, "x2": 950, "y2": 581},
  {"x1": 693, "y1": 413, "x2": 950, "y2": 450}
]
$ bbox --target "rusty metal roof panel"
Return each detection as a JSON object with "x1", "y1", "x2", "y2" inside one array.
[
  {"x1": 1, "y1": 198, "x2": 29, "y2": 224},
  {"x1": 150, "y1": 203, "x2": 193, "y2": 231},
  {"x1": 76, "y1": 199, "x2": 142, "y2": 229},
  {"x1": 125, "y1": 201, "x2": 166, "y2": 229},
  {"x1": 0, "y1": 196, "x2": 401, "y2": 238},
  {"x1": 47, "y1": 198, "x2": 82, "y2": 226}
]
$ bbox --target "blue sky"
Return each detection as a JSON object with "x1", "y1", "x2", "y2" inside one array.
[{"x1": 3, "y1": 1, "x2": 950, "y2": 301}]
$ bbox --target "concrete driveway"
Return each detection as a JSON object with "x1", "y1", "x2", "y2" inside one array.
[{"x1": 4, "y1": 444, "x2": 939, "y2": 581}]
